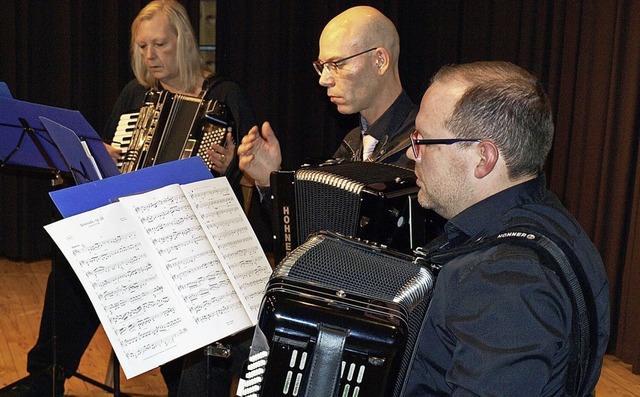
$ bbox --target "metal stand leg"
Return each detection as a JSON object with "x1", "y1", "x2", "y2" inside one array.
[{"x1": 204, "y1": 342, "x2": 231, "y2": 397}]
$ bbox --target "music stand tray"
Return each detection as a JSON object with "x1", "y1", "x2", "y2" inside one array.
[{"x1": 0, "y1": 96, "x2": 119, "y2": 180}]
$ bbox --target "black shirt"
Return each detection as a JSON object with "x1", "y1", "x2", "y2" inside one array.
[
  {"x1": 403, "y1": 176, "x2": 610, "y2": 396},
  {"x1": 333, "y1": 90, "x2": 417, "y2": 169}
]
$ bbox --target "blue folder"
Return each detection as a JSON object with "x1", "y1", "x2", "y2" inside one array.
[
  {"x1": 49, "y1": 156, "x2": 214, "y2": 218},
  {"x1": 0, "y1": 82, "x2": 12, "y2": 98},
  {"x1": 40, "y1": 117, "x2": 103, "y2": 184}
]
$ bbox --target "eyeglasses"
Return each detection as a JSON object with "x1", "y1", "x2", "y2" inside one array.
[
  {"x1": 410, "y1": 130, "x2": 481, "y2": 159},
  {"x1": 312, "y1": 47, "x2": 378, "y2": 76}
]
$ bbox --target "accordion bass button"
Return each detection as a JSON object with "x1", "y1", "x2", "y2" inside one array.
[{"x1": 368, "y1": 356, "x2": 386, "y2": 366}]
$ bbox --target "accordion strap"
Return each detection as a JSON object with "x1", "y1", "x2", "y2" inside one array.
[
  {"x1": 201, "y1": 74, "x2": 230, "y2": 98},
  {"x1": 305, "y1": 324, "x2": 348, "y2": 397},
  {"x1": 425, "y1": 226, "x2": 595, "y2": 397}
]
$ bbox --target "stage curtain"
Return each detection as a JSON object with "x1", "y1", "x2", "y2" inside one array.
[
  {"x1": 0, "y1": 0, "x2": 199, "y2": 259},
  {"x1": 1, "y1": 0, "x2": 639, "y2": 373}
]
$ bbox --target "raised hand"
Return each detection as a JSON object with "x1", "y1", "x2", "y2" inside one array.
[{"x1": 238, "y1": 121, "x2": 282, "y2": 187}]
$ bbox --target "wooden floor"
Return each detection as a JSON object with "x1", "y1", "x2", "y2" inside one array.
[
  {"x1": 0, "y1": 257, "x2": 166, "y2": 396},
  {"x1": 1, "y1": 257, "x2": 639, "y2": 396}
]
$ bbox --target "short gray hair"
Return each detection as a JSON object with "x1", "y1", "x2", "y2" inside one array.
[{"x1": 433, "y1": 61, "x2": 554, "y2": 180}]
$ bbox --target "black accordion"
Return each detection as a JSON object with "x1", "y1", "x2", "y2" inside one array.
[
  {"x1": 237, "y1": 231, "x2": 435, "y2": 397},
  {"x1": 114, "y1": 89, "x2": 232, "y2": 173},
  {"x1": 270, "y1": 161, "x2": 445, "y2": 262}
]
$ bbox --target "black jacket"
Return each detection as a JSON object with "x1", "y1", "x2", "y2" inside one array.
[
  {"x1": 402, "y1": 176, "x2": 610, "y2": 396},
  {"x1": 333, "y1": 90, "x2": 417, "y2": 169}
]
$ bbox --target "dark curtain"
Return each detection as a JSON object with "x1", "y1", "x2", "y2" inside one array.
[
  {"x1": 1, "y1": 0, "x2": 639, "y2": 373},
  {"x1": 0, "y1": 1, "x2": 199, "y2": 259}
]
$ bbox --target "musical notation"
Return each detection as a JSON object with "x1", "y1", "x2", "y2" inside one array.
[
  {"x1": 44, "y1": 177, "x2": 273, "y2": 379},
  {"x1": 193, "y1": 301, "x2": 245, "y2": 324},
  {"x1": 184, "y1": 179, "x2": 273, "y2": 317},
  {"x1": 124, "y1": 327, "x2": 189, "y2": 360},
  {"x1": 98, "y1": 274, "x2": 160, "y2": 301}
]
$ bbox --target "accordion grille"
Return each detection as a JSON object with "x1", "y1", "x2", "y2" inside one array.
[
  {"x1": 276, "y1": 234, "x2": 433, "y2": 312},
  {"x1": 294, "y1": 162, "x2": 416, "y2": 243},
  {"x1": 294, "y1": 177, "x2": 361, "y2": 242}
]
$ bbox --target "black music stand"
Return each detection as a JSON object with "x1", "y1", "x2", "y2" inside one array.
[{"x1": 0, "y1": 95, "x2": 124, "y2": 396}]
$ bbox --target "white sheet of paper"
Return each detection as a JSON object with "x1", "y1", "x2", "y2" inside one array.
[{"x1": 44, "y1": 177, "x2": 272, "y2": 378}]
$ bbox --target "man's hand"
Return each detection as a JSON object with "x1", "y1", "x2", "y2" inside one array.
[{"x1": 238, "y1": 121, "x2": 282, "y2": 187}]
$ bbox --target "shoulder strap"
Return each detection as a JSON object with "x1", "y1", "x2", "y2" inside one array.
[
  {"x1": 422, "y1": 227, "x2": 596, "y2": 396},
  {"x1": 201, "y1": 74, "x2": 231, "y2": 98}
]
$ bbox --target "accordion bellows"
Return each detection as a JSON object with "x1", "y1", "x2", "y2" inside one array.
[{"x1": 114, "y1": 89, "x2": 232, "y2": 173}]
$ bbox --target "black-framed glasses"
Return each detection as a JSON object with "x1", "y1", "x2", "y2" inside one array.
[
  {"x1": 410, "y1": 130, "x2": 481, "y2": 159},
  {"x1": 312, "y1": 47, "x2": 378, "y2": 76}
]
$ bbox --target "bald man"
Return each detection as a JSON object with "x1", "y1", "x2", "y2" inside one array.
[{"x1": 238, "y1": 6, "x2": 416, "y2": 187}]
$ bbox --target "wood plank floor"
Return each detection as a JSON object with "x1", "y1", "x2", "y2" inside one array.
[
  {"x1": 0, "y1": 257, "x2": 166, "y2": 396},
  {"x1": 1, "y1": 257, "x2": 639, "y2": 396}
]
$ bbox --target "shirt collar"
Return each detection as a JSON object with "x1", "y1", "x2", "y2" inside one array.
[
  {"x1": 361, "y1": 91, "x2": 414, "y2": 141},
  {"x1": 444, "y1": 175, "x2": 548, "y2": 246}
]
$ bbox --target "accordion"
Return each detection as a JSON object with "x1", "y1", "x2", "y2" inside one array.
[
  {"x1": 237, "y1": 231, "x2": 435, "y2": 397},
  {"x1": 113, "y1": 89, "x2": 232, "y2": 173},
  {"x1": 270, "y1": 161, "x2": 445, "y2": 262}
]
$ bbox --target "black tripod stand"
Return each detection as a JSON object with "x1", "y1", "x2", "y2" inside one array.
[{"x1": 0, "y1": 97, "x2": 123, "y2": 396}]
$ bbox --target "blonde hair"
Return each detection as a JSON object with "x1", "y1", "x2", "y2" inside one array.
[{"x1": 130, "y1": 0, "x2": 207, "y2": 92}]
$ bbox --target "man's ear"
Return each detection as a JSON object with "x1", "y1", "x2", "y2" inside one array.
[
  {"x1": 474, "y1": 141, "x2": 499, "y2": 178},
  {"x1": 374, "y1": 48, "x2": 390, "y2": 74}
]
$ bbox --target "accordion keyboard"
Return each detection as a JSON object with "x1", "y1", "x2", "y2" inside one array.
[{"x1": 112, "y1": 111, "x2": 139, "y2": 170}]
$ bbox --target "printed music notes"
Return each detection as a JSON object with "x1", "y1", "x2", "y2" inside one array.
[{"x1": 44, "y1": 177, "x2": 273, "y2": 379}]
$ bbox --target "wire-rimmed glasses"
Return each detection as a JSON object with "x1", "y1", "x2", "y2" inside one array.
[{"x1": 312, "y1": 47, "x2": 378, "y2": 76}]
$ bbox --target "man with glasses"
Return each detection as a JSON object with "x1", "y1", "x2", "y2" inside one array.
[
  {"x1": 238, "y1": 5, "x2": 415, "y2": 188},
  {"x1": 402, "y1": 61, "x2": 609, "y2": 396}
]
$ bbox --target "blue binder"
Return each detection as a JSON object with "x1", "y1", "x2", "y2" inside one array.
[
  {"x1": 49, "y1": 156, "x2": 214, "y2": 218},
  {"x1": 0, "y1": 82, "x2": 12, "y2": 98}
]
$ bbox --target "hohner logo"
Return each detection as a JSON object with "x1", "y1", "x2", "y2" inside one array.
[
  {"x1": 281, "y1": 205, "x2": 293, "y2": 255},
  {"x1": 497, "y1": 231, "x2": 536, "y2": 240}
]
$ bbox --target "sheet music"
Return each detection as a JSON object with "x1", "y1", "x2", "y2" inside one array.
[
  {"x1": 80, "y1": 140, "x2": 103, "y2": 180},
  {"x1": 183, "y1": 179, "x2": 273, "y2": 317},
  {"x1": 44, "y1": 177, "x2": 273, "y2": 379}
]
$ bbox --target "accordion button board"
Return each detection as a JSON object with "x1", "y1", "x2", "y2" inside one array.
[{"x1": 237, "y1": 231, "x2": 436, "y2": 397}]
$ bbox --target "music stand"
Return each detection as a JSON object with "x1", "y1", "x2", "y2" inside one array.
[
  {"x1": 0, "y1": 96, "x2": 119, "y2": 181},
  {"x1": 40, "y1": 117, "x2": 103, "y2": 184},
  {"x1": 0, "y1": 95, "x2": 124, "y2": 396},
  {"x1": 0, "y1": 81, "x2": 13, "y2": 98}
]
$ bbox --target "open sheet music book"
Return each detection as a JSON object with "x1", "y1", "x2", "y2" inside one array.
[{"x1": 44, "y1": 177, "x2": 273, "y2": 378}]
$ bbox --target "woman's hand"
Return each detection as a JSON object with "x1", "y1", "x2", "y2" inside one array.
[
  {"x1": 103, "y1": 142, "x2": 122, "y2": 165},
  {"x1": 207, "y1": 132, "x2": 236, "y2": 174}
]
